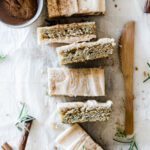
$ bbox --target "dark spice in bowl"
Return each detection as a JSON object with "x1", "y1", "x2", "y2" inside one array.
[{"x1": 0, "y1": 0, "x2": 38, "y2": 25}]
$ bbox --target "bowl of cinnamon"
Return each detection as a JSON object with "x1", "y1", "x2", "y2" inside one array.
[{"x1": 0, "y1": 0, "x2": 44, "y2": 28}]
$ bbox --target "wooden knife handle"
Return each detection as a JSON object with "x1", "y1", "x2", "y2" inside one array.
[
  {"x1": 120, "y1": 21, "x2": 135, "y2": 135},
  {"x1": 125, "y1": 77, "x2": 134, "y2": 135}
]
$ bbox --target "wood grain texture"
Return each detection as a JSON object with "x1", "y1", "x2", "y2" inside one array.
[
  {"x1": 144, "y1": 0, "x2": 150, "y2": 13},
  {"x1": 1, "y1": 142, "x2": 12, "y2": 150},
  {"x1": 120, "y1": 21, "x2": 135, "y2": 135},
  {"x1": 17, "y1": 121, "x2": 33, "y2": 150}
]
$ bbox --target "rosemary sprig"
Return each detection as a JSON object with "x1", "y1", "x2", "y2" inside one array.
[
  {"x1": 143, "y1": 74, "x2": 150, "y2": 83},
  {"x1": 15, "y1": 103, "x2": 35, "y2": 132},
  {"x1": 147, "y1": 62, "x2": 150, "y2": 68},
  {"x1": 82, "y1": 145, "x2": 86, "y2": 150},
  {"x1": 143, "y1": 63, "x2": 150, "y2": 83},
  {"x1": 115, "y1": 128, "x2": 126, "y2": 138},
  {"x1": 0, "y1": 55, "x2": 6, "y2": 61},
  {"x1": 113, "y1": 129, "x2": 138, "y2": 150}
]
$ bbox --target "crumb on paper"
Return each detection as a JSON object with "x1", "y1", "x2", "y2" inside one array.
[
  {"x1": 42, "y1": 70, "x2": 46, "y2": 75},
  {"x1": 114, "y1": 4, "x2": 118, "y2": 8},
  {"x1": 46, "y1": 91, "x2": 49, "y2": 96},
  {"x1": 144, "y1": 71, "x2": 147, "y2": 77},
  {"x1": 135, "y1": 67, "x2": 138, "y2": 71},
  {"x1": 115, "y1": 127, "x2": 126, "y2": 138},
  {"x1": 54, "y1": 146, "x2": 58, "y2": 150},
  {"x1": 51, "y1": 122, "x2": 57, "y2": 129},
  {"x1": 51, "y1": 122, "x2": 62, "y2": 129},
  {"x1": 19, "y1": 101, "x2": 23, "y2": 105},
  {"x1": 115, "y1": 119, "x2": 124, "y2": 127}
]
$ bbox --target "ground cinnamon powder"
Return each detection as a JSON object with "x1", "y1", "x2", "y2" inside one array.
[{"x1": 0, "y1": 0, "x2": 38, "y2": 25}]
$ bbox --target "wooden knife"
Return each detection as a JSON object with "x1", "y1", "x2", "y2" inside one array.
[{"x1": 119, "y1": 21, "x2": 135, "y2": 135}]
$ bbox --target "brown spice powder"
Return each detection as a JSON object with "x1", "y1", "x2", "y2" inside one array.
[{"x1": 0, "y1": 0, "x2": 37, "y2": 25}]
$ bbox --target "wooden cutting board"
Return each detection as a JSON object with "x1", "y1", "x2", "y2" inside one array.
[{"x1": 120, "y1": 21, "x2": 135, "y2": 135}]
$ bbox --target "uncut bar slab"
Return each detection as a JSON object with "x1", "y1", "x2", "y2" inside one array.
[
  {"x1": 78, "y1": 0, "x2": 105, "y2": 15},
  {"x1": 55, "y1": 124, "x2": 103, "y2": 150},
  {"x1": 47, "y1": 0, "x2": 78, "y2": 18},
  {"x1": 47, "y1": 0, "x2": 105, "y2": 18},
  {"x1": 57, "y1": 100, "x2": 113, "y2": 124},
  {"x1": 48, "y1": 68, "x2": 105, "y2": 97},
  {"x1": 37, "y1": 22, "x2": 96, "y2": 44},
  {"x1": 57, "y1": 38, "x2": 116, "y2": 65}
]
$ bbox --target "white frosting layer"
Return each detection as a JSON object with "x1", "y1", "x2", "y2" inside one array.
[
  {"x1": 57, "y1": 100, "x2": 113, "y2": 112},
  {"x1": 55, "y1": 124, "x2": 103, "y2": 150},
  {"x1": 48, "y1": 68, "x2": 105, "y2": 97},
  {"x1": 57, "y1": 38, "x2": 116, "y2": 51}
]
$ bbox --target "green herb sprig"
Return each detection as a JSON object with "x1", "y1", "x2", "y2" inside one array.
[
  {"x1": 15, "y1": 103, "x2": 35, "y2": 132},
  {"x1": 143, "y1": 63, "x2": 150, "y2": 83},
  {"x1": 115, "y1": 128, "x2": 126, "y2": 138},
  {"x1": 113, "y1": 128, "x2": 138, "y2": 150},
  {"x1": 0, "y1": 55, "x2": 6, "y2": 61},
  {"x1": 82, "y1": 145, "x2": 86, "y2": 150}
]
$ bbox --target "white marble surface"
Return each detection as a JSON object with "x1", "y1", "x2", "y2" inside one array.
[{"x1": 0, "y1": 0, "x2": 150, "y2": 149}]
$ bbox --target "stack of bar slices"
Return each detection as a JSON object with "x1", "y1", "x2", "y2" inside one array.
[{"x1": 37, "y1": 0, "x2": 116, "y2": 149}]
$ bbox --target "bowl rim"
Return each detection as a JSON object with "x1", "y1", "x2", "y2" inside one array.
[{"x1": 0, "y1": 0, "x2": 44, "y2": 28}]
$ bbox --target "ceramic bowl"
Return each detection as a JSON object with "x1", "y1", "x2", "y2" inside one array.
[{"x1": 0, "y1": 0, "x2": 44, "y2": 28}]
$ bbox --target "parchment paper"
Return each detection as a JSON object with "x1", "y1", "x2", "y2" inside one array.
[{"x1": 0, "y1": 0, "x2": 150, "y2": 149}]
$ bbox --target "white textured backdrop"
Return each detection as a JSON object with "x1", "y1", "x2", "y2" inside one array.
[{"x1": 0, "y1": 0, "x2": 150, "y2": 149}]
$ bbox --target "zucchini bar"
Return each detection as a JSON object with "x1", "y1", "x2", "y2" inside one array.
[
  {"x1": 37, "y1": 22, "x2": 96, "y2": 44},
  {"x1": 57, "y1": 38, "x2": 116, "y2": 65},
  {"x1": 57, "y1": 100, "x2": 113, "y2": 124},
  {"x1": 78, "y1": 0, "x2": 105, "y2": 15},
  {"x1": 48, "y1": 68, "x2": 105, "y2": 97},
  {"x1": 47, "y1": 0, "x2": 78, "y2": 18},
  {"x1": 55, "y1": 124, "x2": 103, "y2": 150},
  {"x1": 47, "y1": 0, "x2": 105, "y2": 18}
]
